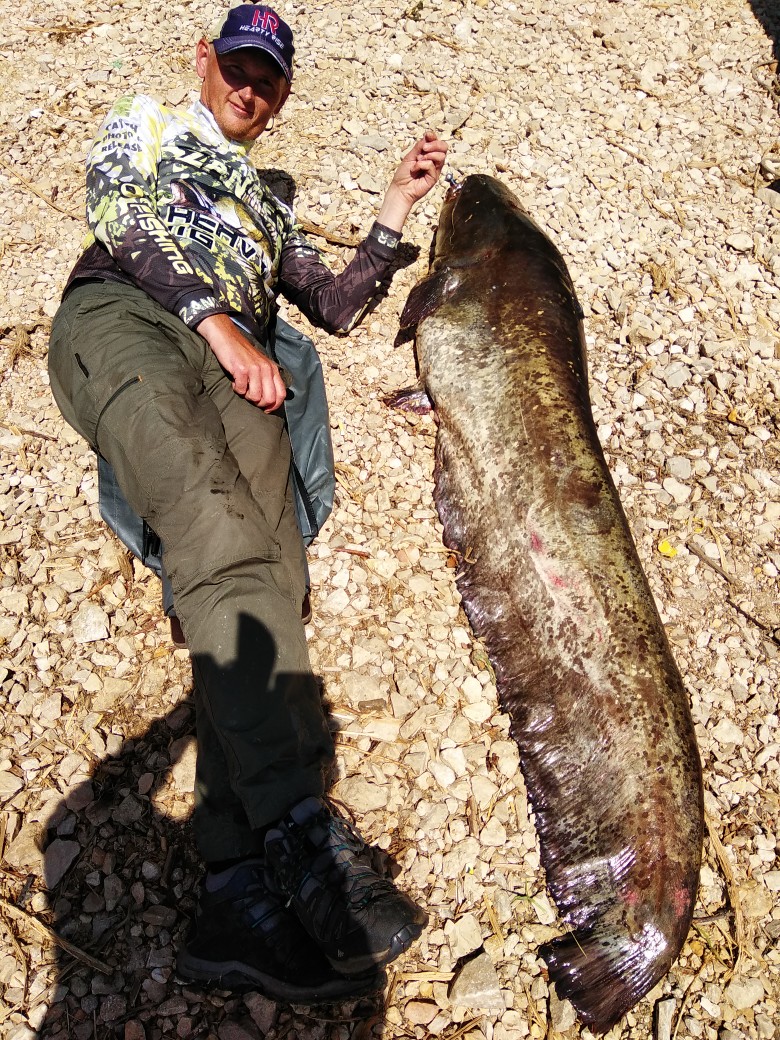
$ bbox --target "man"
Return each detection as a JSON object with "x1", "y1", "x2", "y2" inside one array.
[{"x1": 48, "y1": 3, "x2": 447, "y2": 1005}]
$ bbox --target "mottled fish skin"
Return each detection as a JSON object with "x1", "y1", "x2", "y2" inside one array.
[{"x1": 402, "y1": 175, "x2": 703, "y2": 1034}]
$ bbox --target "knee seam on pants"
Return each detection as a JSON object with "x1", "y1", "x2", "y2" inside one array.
[{"x1": 173, "y1": 547, "x2": 283, "y2": 591}]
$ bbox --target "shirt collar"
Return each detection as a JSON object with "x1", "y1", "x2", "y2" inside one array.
[{"x1": 189, "y1": 99, "x2": 254, "y2": 155}]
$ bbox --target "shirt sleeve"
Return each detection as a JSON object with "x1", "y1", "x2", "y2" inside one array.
[
  {"x1": 85, "y1": 96, "x2": 225, "y2": 328},
  {"x1": 276, "y1": 221, "x2": 402, "y2": 334}
]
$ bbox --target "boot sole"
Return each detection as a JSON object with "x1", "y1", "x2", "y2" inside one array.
[{"x1": 176, "y1": 950, "x2": 386, "y2": 1004}]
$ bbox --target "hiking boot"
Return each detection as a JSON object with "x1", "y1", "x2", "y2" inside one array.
[
  {"x1": 264, "y1": 798, "x2": 428, "y2": 975},
  {"x1": 176, "y1": 859, "x2": 386, "y2": 1003}
]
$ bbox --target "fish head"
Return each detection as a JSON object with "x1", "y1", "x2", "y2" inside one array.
[
  {"x1": 401, "y1": 174, "x2": 533, "y2": 331},
  {"x1": 433, "y1": 174, "x2": 527, "y2": 268}
]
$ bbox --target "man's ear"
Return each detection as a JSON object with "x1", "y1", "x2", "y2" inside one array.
[{"x1": 195, "y1": 38, "x2": 210, "y2": 80}]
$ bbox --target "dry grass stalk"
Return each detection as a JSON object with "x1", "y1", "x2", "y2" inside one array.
[
  {"x1": 727, "y1": 598, "x2": 780, "y2": 645},
  {"x1": 704, "y1": 815, "x2": 748, "y2": 980},
  {"x1": 0, "y1": 905, "x2": 30, "y2": 1008},
  {"x1": 115, "y1": 545, "x2": 135, "y2": 584},
  {"x1": 397, "y1": 970, "x2": 454, "y2": 983},
  {"x1": 443, "y1": 1016, "x2": 484, "y2": 1040},
  {"x1": 483, "y1": 891, "x2": 505, "y2": 943},
  {"x1": 22, "y1": 20, "x2": 98, "y2": 35},
  {"x1": 686, "y1": 541, "x2": 736, "y2": 585},
  {"x1": 671, "y1": 951, "x2": 713, "y2": 1040},
  {"x1": 0, "y1": 418, "x2": 57, "y2": 442},
  {"x1": 0, "y1": 155, "x2": 81, "y2": 220},
  {"x1": 0, "y1": 899, "x2": 114, "y2": 977},
  {"x1": 1, "y1": 329, "x2": 33, "y2": 372},
  {"x1": 298, "y1": 216, "x2": 361, "y2": 249}
]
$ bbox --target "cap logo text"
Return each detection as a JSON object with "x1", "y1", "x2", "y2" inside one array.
[{"x1": 252, "y1": 10, "x2": 279, "y2": 33}]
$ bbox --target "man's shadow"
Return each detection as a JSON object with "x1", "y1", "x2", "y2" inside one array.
[
  {"x1": 749, "y1": 0, "x2": 780, "y2": 169},
  {"x1": 748, "y1": 0, "x2": 780, "y2": 66},
  {"x1": 24, "y1": 614, "x2": 389, "y2": 1040}
]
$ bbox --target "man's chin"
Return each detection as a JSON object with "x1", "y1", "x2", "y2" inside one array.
[
  {"x1": 225, "y1": 118, "x2": 259, "y2": 142},
  {"x1": 221, "y1": 105, "x2": 257, "y2": 139}
]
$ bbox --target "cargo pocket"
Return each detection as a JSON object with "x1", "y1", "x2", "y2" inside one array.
[
  {"x1": 48, "y1": 289, "x2": 143, "y2": 451},
  {"x1": 48, "y1": 303, "x2": 101, "y2": 449},
  {"x1": 94, "y1": 375, "x2": 142, "y2": 447}
]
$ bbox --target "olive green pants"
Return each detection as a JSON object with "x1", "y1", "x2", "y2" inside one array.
[{"x1": 48, "y1": 281, "x2": 334, "y2": 860}]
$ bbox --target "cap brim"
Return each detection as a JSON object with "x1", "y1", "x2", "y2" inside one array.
[{"x1": 212, "y1": 36, "x2": 292, "y2": 82}]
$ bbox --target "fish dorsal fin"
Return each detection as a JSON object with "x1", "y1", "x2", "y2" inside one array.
[{"x1": 399, "y1": 270, "x2": 457, "y2": 331}]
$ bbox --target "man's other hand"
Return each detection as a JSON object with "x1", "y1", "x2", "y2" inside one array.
[{"x1": 197, "y1": 314, "x2": 286, "y2": 412}]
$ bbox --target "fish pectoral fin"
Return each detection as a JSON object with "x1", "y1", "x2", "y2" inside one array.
[
  {"x1": 383, "y1": 385, "x2": 434, "y2": 414},
  {"x1": 399, "y1": 270, "x2": 456, "y2": 330}
]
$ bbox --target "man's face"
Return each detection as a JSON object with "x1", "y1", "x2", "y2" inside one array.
[{"x1": 196, "y1": 40, "x2": 290, "y2": 142}]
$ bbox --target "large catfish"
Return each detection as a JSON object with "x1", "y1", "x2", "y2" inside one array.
[{"x1": 393, "y1": 175, "x2": 703, "y2": 1033}]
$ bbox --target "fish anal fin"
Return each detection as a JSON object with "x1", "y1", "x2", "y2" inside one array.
[{"x1": 384, "y1": 386, "x2": 433, "y2": 414}]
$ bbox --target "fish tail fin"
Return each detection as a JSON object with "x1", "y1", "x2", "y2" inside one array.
[{"x1": 540, "y1": 927, "x2": 670, "y2": 1035}]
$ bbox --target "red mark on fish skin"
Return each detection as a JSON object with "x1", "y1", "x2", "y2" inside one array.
[
  {"x1": 528, "y1": 529, "x2": 569, "y2": 590},
  {"x1": 674, "y1": 887, "x2": 691, "y2": 917},
  {"x1": 623, "y1": 889, "x2": 641, "y2": 908}
]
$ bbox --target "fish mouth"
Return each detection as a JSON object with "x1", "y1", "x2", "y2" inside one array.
[{"x1": 444, "y1": 176, "x2": 463, "y2": 202}]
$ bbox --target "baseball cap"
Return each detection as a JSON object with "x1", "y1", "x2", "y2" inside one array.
[{"x1": 212, "y1": 5, "x2": 294, "y2": 83}]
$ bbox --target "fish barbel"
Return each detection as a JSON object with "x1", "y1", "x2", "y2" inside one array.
[{"x1": 394, "y1": 174, "x2": 703, "y2": 1033}]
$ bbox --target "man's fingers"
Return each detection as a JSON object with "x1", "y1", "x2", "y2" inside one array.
[
  {"x1": 243, "y1": 372, "x2": 266, "y2": 406},
  {"x1": 407, "y1": 136, "x2": 447, "y2": 181},
  {"x1": 417, "y1": 133, "x2": 446, "y2": 156},
  {"x1": 238, "y1": 364, "x2": 287, "y2": 411},
  {"x1": 412, "y1": 158, "x2": 436, "y2": 174},
  {"x1": 261, "y1": 369, "x2": 287, "y2": 412}
]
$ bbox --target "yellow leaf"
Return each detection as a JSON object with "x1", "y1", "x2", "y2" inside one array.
[{"x1": 658, "y1": 539, "x2": 678, "y2": 558}]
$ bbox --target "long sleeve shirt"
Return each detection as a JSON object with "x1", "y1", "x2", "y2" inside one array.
[{"x1": 65, "y1": 95, "x2": 401, "y2": 339}]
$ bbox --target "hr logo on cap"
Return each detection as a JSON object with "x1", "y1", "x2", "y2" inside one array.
[{"x1": 252, "y1": 9, "x2": 278, "y2": 33}]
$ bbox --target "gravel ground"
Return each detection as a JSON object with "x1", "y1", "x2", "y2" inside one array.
[{"x1": 1, "y1": 1, "x2": 779, "y2": 1038}]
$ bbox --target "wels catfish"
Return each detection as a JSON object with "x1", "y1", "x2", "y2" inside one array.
[{"x1": 391, "y1": 175, "x2": 703, "y2": 1033}]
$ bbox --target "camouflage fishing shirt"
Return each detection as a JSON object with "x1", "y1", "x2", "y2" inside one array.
[{"x1": 66, "y1": 95, "x2": 401, "y2": 338}]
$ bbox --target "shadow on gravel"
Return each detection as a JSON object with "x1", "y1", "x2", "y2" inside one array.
[
  {"x1": 256, "y1": 168, "x2": 298, "y2": 208},
  {"x1": 748, "y1": 0, "x2": 780, "y2": 63},
  {"x1": 22, "y1": 638, "x2": 389, "y2": 1040}
]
